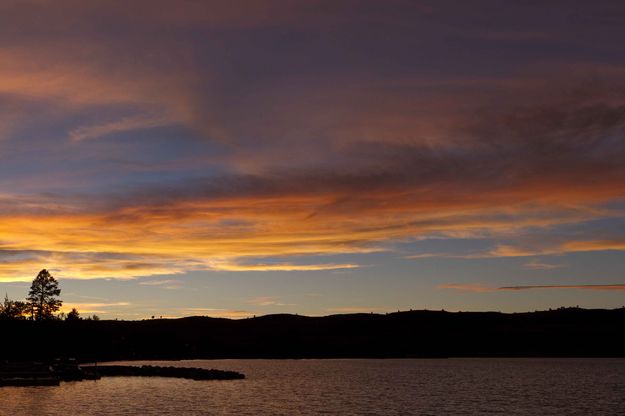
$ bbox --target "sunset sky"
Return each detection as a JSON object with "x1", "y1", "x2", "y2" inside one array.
[{"x1": 1, "y1": 0, "x2": 625, "y2": 319}]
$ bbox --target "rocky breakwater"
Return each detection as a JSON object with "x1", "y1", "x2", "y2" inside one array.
[
  {"x1": 1, "y1": 361, "x2": 244, "y2": 386},
  {"x1": 0, "y1": 362, "x2": 61, "y2": 387},
  {"x1": 82, "y1": 365, "x2": 245, "y2": 381}
]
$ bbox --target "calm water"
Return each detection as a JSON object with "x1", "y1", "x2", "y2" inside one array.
[{"x1": 1, "y1": 358, "x2": 624, "y2": 415}]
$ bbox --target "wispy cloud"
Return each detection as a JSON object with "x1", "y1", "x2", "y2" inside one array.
[
  {"x1": 213, "y1": 262, "x2": 361, "y2": 272},
  {"x1": 138, "y1": 279, "x2": 183, "y2": 289},
  {"x1": 245, "y1": 296, "x2": 295, "y2": 307},
  {"x1": 408, "y1": 237, "x2": 625, "y2": 262},
  {"x1": 488, "y1": 239, "x2": 625, "y2": 258},
  {"x1": 69, "y1": 114, "x2": 175, "y2": 142},
  {"x1": 62, "y1": 302, "x2": 130, "y2": 314},
  {"x1": 523, "y1": 260, "x2": 565, "y2": 270},
  {"x1": 404, "y1": 253, "x2": 451, "y2": 259},
  {"x1": 437, "y1": 283, "x2": 496, "y2": 293}
]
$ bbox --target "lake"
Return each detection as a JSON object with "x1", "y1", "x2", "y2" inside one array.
[{"x1": 1, "y1": 358, "x2": 624, "y2": 415}]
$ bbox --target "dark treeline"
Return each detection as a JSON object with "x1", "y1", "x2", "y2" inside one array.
[
  {"x1": 1, "y1": 269, "x2": 98, "y2": 322},
  {"x1": 1, "y1": 307, "x2": 624, "y2": 362}
]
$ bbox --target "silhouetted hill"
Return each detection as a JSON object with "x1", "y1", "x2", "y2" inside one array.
[{"x1": 1, "y1": 308, "x2": 624, "y2": 362}]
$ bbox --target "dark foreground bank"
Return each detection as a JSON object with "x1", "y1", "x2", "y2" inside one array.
[{"x1": 1, "y1": 307, "x2": 624, "y2": 361}]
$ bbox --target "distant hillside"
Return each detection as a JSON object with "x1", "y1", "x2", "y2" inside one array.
[{"x1": 1, "y1": 308, "x2": 624, "y2": 361}]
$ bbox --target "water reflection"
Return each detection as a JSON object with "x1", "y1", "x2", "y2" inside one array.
[{"x1": 1, "y1": 359, "x2": 624, "y2": 415}]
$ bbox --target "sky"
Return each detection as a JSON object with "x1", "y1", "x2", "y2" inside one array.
[{"x1": 1, "y1": 0, "x2": 625, "y2": 319}]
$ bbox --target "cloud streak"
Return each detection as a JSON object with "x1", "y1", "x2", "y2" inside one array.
[
  {"x1": 440, "y1": 283, "x2": 625, "y2": 292},
  {"x1": 499, "y1": 284, "x2": 625, "y2": 292}
]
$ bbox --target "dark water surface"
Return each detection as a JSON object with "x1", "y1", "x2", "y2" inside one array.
[{"x1": 1, "y1": 358, "x2": 624, "y2": 415}]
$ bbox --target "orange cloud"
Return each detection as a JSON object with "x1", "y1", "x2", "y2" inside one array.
[
  {"x1": 0, "y1": 184, "x2": 623, "y2": 282},
  {"x1": 561, "y1": 239, "x2": 625, "y2": 253},
  {"x1": 487, "y1": 239, "x2": 625, "y2": 258}
]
